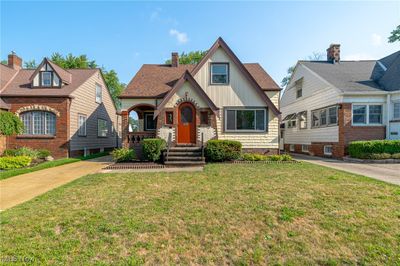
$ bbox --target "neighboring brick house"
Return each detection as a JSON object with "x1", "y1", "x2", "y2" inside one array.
[
  {"x1": 281, "y1": 45, "x2": 400, "y2": 158},
  {"x1": 0, "y1": 53, "x2": 120, "y2": 158},
  {"x1": 119, "y1": 37, "x2": 281, "y2": 164}
]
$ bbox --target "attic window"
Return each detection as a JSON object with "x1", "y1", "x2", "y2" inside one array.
[
  {"x1": 41, "y1": 71, "x2": 52, "y2": 87},
  {"x1": 211, "y1": 63, "x2": 229, "y2": 84}
]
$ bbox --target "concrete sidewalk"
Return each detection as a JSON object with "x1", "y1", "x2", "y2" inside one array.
[
  {"x1": 0, "y1": 156, "x2": 112, "y2": 210},
  {"x1": 293, "y1": 154, "x2": 400, "y2": 186}
]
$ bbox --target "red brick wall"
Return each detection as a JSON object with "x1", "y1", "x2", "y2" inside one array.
[{"x1": 4, "y1": 97, "x2": 71, "y2": 158}]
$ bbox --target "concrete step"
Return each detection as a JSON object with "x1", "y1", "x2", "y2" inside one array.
[
  {"x1": 166, "y1": 156, "x2": 204, "y2": 161},
  {"x1": 169, "y1": 147, "x2": 202, "y2": 152},
  {"x1": 164, "y1": 151, "x2": 202, "y2": 156},
  {"x1": 164, "y1": 161, "x2": 205, "y2": 166}
]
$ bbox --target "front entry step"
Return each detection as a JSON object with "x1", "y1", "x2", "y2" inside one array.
[
  {"x1": 164, "y1": 161, "x2": 205, "y2": 166},
  {"x1": 164, "y1": 145, "x2": 205, "y2": 166}
]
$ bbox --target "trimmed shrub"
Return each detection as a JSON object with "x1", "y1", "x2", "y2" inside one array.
[
  {"x1": 205, "y1": 140, "x2": 242, "y2": 162},
  {"x1": 37, "y1": 149, "x2": 51, "y2": 159},
  {"x1": 0, "y1": 156, "x2": 31, "y2": 170},
  {"x1": 367, "y1": 153, "x2": 392, "y2": 160},
  {"x1": 348, "y1": 140, "x2": 400, "y2": 158},
  {"x1": 142, "y1": 139, "x2": 166, "y2": 162},
  {"x1": 0, "y1": 111, "x2": 24, "y2": 136},
  {"x1": 111, "y1": 148, "x2": 136, "y2": 162},
  {"x1": 391, "y1": 153, "x2": 400, "y2": 159}
]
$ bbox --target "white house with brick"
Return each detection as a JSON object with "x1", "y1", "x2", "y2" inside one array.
[{"x1": 281, "y1": 45, "x2": 400, "y2": 158}]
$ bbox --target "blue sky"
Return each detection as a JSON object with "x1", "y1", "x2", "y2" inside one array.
[{"x1": 1, "y1": 1, "x2": 399, "y2": 86}]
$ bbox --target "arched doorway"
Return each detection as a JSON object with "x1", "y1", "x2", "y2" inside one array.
[{"x1": 177, "y1": 102, "x2": 196, "y2": 144}]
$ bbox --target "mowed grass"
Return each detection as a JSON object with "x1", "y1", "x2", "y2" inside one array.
[{"x1": 1, "y1": 163, "x2": 399, "y2": 265}]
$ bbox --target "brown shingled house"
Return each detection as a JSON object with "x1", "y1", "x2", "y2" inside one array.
[
  {"x1": 119, "y1": 37, "x2": 281, "y2": 165},
  {"x1": 0, "y1": 53, "x2": 120, "y2": 158}
]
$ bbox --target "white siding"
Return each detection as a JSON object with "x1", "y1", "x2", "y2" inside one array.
[
  {"x1": 281, "y1": 64, "x2": 342, "y2": 144},
  {"x1": 69, "y1": 70, "x2": 118, "y2": 151},
  {"x1": 192, "y1": 47, "x2": 279, "y2": 149}
]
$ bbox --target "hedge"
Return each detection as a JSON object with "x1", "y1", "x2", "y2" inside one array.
[
  {"x1": 0, "y1": 156, "x2": 32, "y2": 170},
  {"x1": 348, "y1": 140, "x2": 400, "y2": 159},
  {"x1": 205, "y1": 140, "x2": 242, "y2": 162},
  {"x1": 241, "y1": 153, "x2": 293, "y2": 161},
  {"x1": 142, "y1": 139, "x2": 166, "y2": 162}
]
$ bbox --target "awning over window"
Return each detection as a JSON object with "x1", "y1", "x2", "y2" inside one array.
[
  {"x1": 282, "y1": 113, "x2": 297, "y2": 121},
  {"x1": 297, "y1": 111, "x2": 307, "y2": 119}
]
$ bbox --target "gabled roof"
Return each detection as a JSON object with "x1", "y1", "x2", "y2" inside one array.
[
  {"x1": 190, "y1": 37, "x2": 280, "y2": 115},
  {"x1": 0, "y1": 64, "x2": 18, "y2": 91},
  {"x1": 154, "y1": 70, "x2": 219, "y2": 117},
  {"x1": 377, "y1": 51, "x2": 400, "y2": 91},
  {"x1": 29, "y1": 58, "x2": 72, "y2": 84},
  {"x1": 0, "y1": 98, "x2": 10, "y2": 110}
]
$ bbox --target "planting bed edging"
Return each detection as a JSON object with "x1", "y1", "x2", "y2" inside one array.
[{"x1": 343, "y1": 156, "x2": 400, "y2": 164}]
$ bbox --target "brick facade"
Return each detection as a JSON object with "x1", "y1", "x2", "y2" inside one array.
[{"x1": 4, "y1": 97, "x2": 71, "y2": 159}]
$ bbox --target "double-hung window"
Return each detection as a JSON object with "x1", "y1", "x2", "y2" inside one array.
[
  {"x1": 311, "y1": 110, "x2": 320, "y2": 127},
  {"x1": 328, "y1": 106, "x2": 338, "y2": 125},
  {"x1": 225, "y1": 108, "x2": 267, "y2": 132},
  {"x1": 78, "y1": 114, "x2": 87, "y2": 136},
  {"x1": 95, "y1": 84, "x2": 102, "y2": 103},
  {"x1": 352, "y1": 104, "x2": 382, "y2": 125},
  {"x1": 312, "y1": 105, "x2": 338, "y2": 128},
  {"x1": 394, "y1": 103, "x2": 400, "y2": 120},
  {"x1": 98, "y1": 119, "x2": 108, "y2": 137},
  {"x1": 41, "y1": 71, "x2": 52, "y2": 87},
  {"x1": 211, "y1": 63, "x2": 229, "y2": 84}
]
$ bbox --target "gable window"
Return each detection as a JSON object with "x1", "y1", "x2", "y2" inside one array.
[
  {"x1": 296, "y1": 85, "x2": 302, "y2": 98},
  {"x1": 20, "y1": 111, "x2": 56, "y2": 136},
  {"x1": 165, "y1": 111, "x2": 173, "y2": 125},
  {"x1": 200, "y1": 111, "x2": 209, "y2": 125},
  {"x1": 211, "y1": 63, "x2": 229, "y2": 84},
  {"x1": 41, "y1": 71, "x2": 52, "y2": 87},
  {"x1": 298, "y1": 111, "x2": 307, "y2": 129},
  {"x1": 97, "y1": 119, "x2": 108, "y2": 137},
  {"x1": 225, "y1": 108, "x2": 267, "y2": 132},
  {"x1": 394, "y1": 103, "x2": 400, "y2": 119},
  {"x1": 144, "y1": 113, "x2": 156, "y2": 131},
  {"x1": 78, "y1": 114, "x2": 87, "y2": 136},
  {"x1": 95, "y1": 84, "x2": 102, "y2": 103},
  {"x1": 352, "y1": 104, "x2": 382, "y2": 125}
]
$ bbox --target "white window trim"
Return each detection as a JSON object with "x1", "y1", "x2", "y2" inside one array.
[
  {"x1": 352, "y1": 104, "x2": 383, "y2": 126},
  {"x1": 224, "y1": 108, "x2": 267, "y2": 132},
  {"x1": 302, "y1": 144, "x2": 309, "y2": 153},
  {"x1": 41, "y1": 71, "x2": 52, "y2": 87},
  {"x1": 392, "y1": 102, "x2": 400, "y2": 120},
  {"x1": 144, "y1": 113, "x2": 156, "y2": 131},
  {"x1": 298, "y1": 111, "x2": 307, "y2": 129},
  {"x1": 210, "y1": 63, "x2": 229, "y2": 85},
  {"x1": 20, "y1": 111, "x2": 56, "y2": 136},
  {"x1": 78, "y1": 114, "x2": 87, "y2": 136},
  {"x1": 289, "y1": 144, "x2": 295, "y2": 152},
  {"x1": 324, "y1": 145, "x2": 333, "y2": 156},
  {"x1": 311, "y1": 105, "x2": 339, "y2": 128},
  {"x1": 97, "y1": 119, "x2": 108, "y2": 137},
  {"x1": 95, "y1": 84, "x2": 102, "y2": 104}
]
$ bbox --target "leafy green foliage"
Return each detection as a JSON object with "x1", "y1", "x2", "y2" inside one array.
[
  {"x1": 391, "y1": 153, "x2": 400, "y2": 159},
  {"x1": 165, "y1": 50, "x2": 208, "y2": 65},
  {"x1": 111, "y1": 148, "x2": 136, "y2": 162},
  {"x1": 0, "y1": 111, "x2": 24, "y2": 136},
  {"x1": 0, "y1": 156, "x2": 31, "y2": 170},
  {"x1": 142, "y1": 139, "x2": 166, "y2": 162},
  {"x1": 23, "y1": 59, "x2": 37, "y2": 69},
  {"x1": 48, "y1": 53, "x2": 123, "y2": 108},
  {"x1": 388, "y1": 25, "x2": 400, "y2": 43},
  {"x1": 37, "y1": 149, "x2": 51, "y2": 159},
  {"x1": 205, "y1": 140, "x2": 242, "y2": 162},
  {"x1": 348, "y1": 140, "x2": 400, "y2": 159},
  {"x1": 3, "y1": 147, "x2": 39, "y2": 160}
]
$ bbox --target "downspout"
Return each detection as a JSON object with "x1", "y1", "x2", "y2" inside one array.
[{"x1": 386, "y1": 94, "x2": 391, "y2": 140}]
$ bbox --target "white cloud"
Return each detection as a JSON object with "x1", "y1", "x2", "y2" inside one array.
[
  {"x1": 169, "y1": 29, "x2": 188, "y2": 44},
  {"x1": 342, "y1": 53, "x2": 375, "y2": 61},
  {"x1": 371, "y1": 33, "x2": 383, "y2": 46},
  {"x1": 150, "y1": 8, "x2": 161, "y2": 21}
]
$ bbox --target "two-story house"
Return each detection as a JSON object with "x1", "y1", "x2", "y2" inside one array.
[
  {"x1": 119, "y1": 37, "x2": 281, "y2": 164},
  {"x1": 281, "y1": 45, "x2": 400, "y2": 158},
  {"x1": 0, "y1": 53, "x2": 120, "y2": 158}
]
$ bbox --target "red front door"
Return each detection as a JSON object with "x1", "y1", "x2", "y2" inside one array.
[{"x1": 178, "y1": 102, "x2": 196, "y2": 144}]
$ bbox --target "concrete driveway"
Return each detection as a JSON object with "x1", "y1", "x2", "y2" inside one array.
[
  {"x1": 293, "y1": 154, "x2": 400, "y2": 186},
  {"x1": 0, "y1": 156, "x2": 112, "y2": 210}
]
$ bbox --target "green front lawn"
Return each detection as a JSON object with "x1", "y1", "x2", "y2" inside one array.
[{"x1": 1, "y1": 163, "x2": 399, "y2": 264}]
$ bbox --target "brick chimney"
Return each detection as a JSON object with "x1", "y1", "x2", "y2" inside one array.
[
  {"x1": 171, "y1": 52, "x2": 179, "y2": 67},
  {"x1": 326, "y1": 44, "x2": 340, "y2": 63},
  {"x1": 8, "y1": 52, "x2": 22, "y2": 70}
]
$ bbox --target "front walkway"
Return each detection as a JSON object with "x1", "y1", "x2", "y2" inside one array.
[
  {"x1": 293, "y1": 154, "x2": 400, "y2": 186},
  {"x1": 0, "y1": 156, "x2": 112, "y2": 211}
]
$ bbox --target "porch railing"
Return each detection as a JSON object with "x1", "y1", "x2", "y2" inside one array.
[{"x1": 127, "y1": 131, "x2": 156, "y2": 146}]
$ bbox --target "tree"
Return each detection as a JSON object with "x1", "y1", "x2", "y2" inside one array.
[
  {"x1": 388, "y1": 25, "x2": 400, "y2": 43},
  {"x1": 1, "y1": 60, "x2": 7, "y2": 65},
  {"x1": 47, "y1": 53, "x2": 123, "y2": 108},
  {"x1": 281, "y1": 52, "x2": 324, "y2": 87},
  {"x1": 0, "y1": 111, "x2": 24, "y2": 136},
  {"x1": 165, "y1": 50, "x2": 208, "y2": 65},
  {"x1": 24, "y1": 60, "x2": 37, "y2": 69}
]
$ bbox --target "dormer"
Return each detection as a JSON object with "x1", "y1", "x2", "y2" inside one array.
[{"x1": 29, "y1": 58, "x2": 72, "y2": 88}]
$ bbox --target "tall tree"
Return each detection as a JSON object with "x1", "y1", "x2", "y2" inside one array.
[
  {"x1": 388, "y1": 25, "x2": 400, "y2": 43},
  {"x1": 165, "y1": 50, "x2": 208, "y2": 65},
  {"x1": 281, "y1": 52, "x2": 324, "y2": 87},
  {"x1": 23, "y1": 60, "x2": 37, "y2": 69},
  {"x1": 1, "y1": 60, "x2": 7, "y2": 65}
]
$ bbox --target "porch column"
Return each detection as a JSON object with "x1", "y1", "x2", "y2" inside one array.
[{"x1": 121, "y1": 110, "x2": 129, "y2": 148}]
